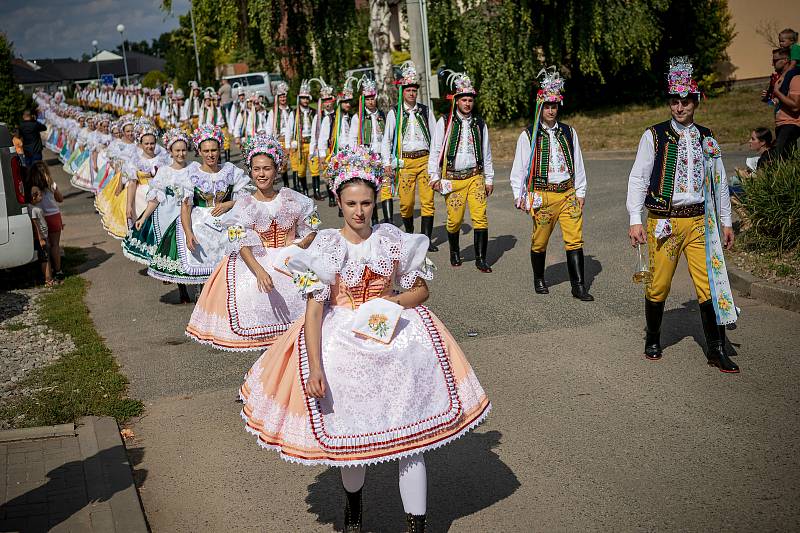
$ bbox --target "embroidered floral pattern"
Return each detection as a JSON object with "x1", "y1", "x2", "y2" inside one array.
[
  {"x1": 228, "y1": 225, "x2": 246, "y2": 242},
  {"x1": 293, "y1": 270, "x2": 320, "y2": 293},
  {"x1": 675, "y1": 127, "x2": 703, "y2": 194},
  {"x1": 368, "y1": 314, "x2": 390, "y2": 338},
  {"x1": 446, "y1": 191, "x2": 466, "y2": 211},
  {"x1": 534, "y1": 205, "x2": 554, "y2": 226}
]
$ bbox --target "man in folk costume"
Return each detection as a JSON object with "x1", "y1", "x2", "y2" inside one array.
[
  {"x1": 227, "y1": 85, "x2": 247, "y2": 136},
  {"x1": 381, "y1": 61, "x2": 438, "y2": 250},
  {"x1": 199, "y1": 87, "x2": 230, "y2": 161},
  {"x1": 627, "y1": 57, "x2": 738, "y2": 373},
  {"x1": 429, "y1": 71, "x2": 494, "y2": 272},
  {"x1": 349, "y1": 76, "x2": 389, "y2": 224},
  {"x1": 266, "y1": 81, "x2": 295, "y2": 191},
  {"x1": 184, "y1": 81, "x2": 203, "y2": 131},
  {"x1": 319, "y1": 77, "x2": 355, "y2": 163},
  {"x1": 234, "y1": 94, "x2": 267, "y2": 145},
  {"x1": 510, "y1": 67, "x2": 593, "y2": 300},
  {"x1": 171, "y1": 89, "x2": 191, "y2": 133},
  {"x1": 289, "y1": 79, "x2": 322, "y2": 198}
]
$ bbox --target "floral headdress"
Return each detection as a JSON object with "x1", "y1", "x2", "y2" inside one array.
[
  {"x1": 358, "y1": 76, "x2": 377, "y2": 97},
  {"x1": 537, "y1": 66, "x2": 565, "y2": 103},
  {"x1": 323, "y1": 145, "x2": 385, "y2": 196},
  {"x1": 242, "y1": 132, "x2": 286, "y2": 171},
  {"x1": 275, "y1": 81, "x2": 289, "y2": 96},
  {"x1": 118, "y1": 114, "x2": 136, "y2": 130},
  {"x1": 444, "y1": 70, "x2": 476, "y2": 98},
  {"x1": 396, "y1": 60, "x2": 420, "y2": 87},
  {"x1": 667, "y1": 56, "x2": 699, "y2": 97},
  {"x1": 192, "y1": 124, "x2": 225, "y2": 148},
  {"x1": 162, "y1": 128, "x2": 192, "y2": 150},
  {"x1": 135, "y1": 123, "x2": 158, "y2": 145}
]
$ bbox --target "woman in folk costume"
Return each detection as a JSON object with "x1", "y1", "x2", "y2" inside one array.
[
  {"x1": 168, "y1": 125, "x2": 252, "y2": 284},
  {"x1": 71, "y1": 114, "x2": 111, "y2": 192},
  {"x1": 509, "y1": 67, "x2": 593, "y2": 299},
  {"x1": 627, "y1": 57, "x2": 739, "y2": 373},
  {"x1": 265, "y1": 81, "x2": 294, "y2": 191},
  {"x1": 95, "y1": 114, "x2": 141, "y2": 239},
  {"x1": 348, "y1": 76, "x2": 389, "y2": 223},
  {"x1": 239, "y1": 145, "x2": 491, "y2": 533},
  {"x1": 429, "y1": 71, "x2": 495, "y2": 272},
  {"x1": 121, "y1": 121, "x2": 173, "y2": 264},
  {"x1": 93, "y1": 120, "x2": 123, "y2": 194},
  {"x1": 186, "y1": 133, "x2": 321, "y2": 351},
  {"x1": 65, "y1": 113, "x2": 94, "y2": 175}
]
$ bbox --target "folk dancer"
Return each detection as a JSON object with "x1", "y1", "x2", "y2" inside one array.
[
  {"x1": 265, "y1": 81, "x2": 295, "y2": 192},
  {"x1": 348, "y1": 76, "x2": 388, "y2": 223}
]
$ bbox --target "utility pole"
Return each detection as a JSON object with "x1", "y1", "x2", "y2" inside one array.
[
  {"x1": 189, "y1": 1, "x2": 202, "y2": 84},
  {"x1": 405, "y1": 0, "x2": 437, "y2": 108}
]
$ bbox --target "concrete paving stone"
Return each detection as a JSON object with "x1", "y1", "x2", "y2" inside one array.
[
  {"x1": 10, "y1": 442, "x2": 44, "y2": 454},
  {"x1": 6, "y1": 452, "x2": 26, "y2": 466},
  {"x1": 89, "y1": 505, "x2": 115, "y2": 532}
]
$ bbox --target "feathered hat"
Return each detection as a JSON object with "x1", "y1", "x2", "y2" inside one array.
[
  {"x1": 396, "y1": 60, "x2": 420, "y2": 87},
  {"x1": 667, "y1": 56, "x2": 699, "y2": 98},
  {"x1": 274, "y1": 81, "x2": 289, "y2": 97},
  {"x1": 192, "y1": 124, "x2": 225, "y2": 148},
  {"x1": 323, "y1": 145, "x2": 385, "y2": 196},
  {"x1": 242, "y1": 132, "x2": 286, "y2": 171},
  {"x1": 203, "y1": 87, "x2": 215, "y2": 100},
  {"x1": 358, "y1": 75, "x2": 377, "y2": 97},
  {"x1": 443, "y1": 70, "x2": 476, "y2": 98},
  {"x1": 298, "y1": 79, "x2": 312, "y2": 98},
  {"x1": 536, "y1": 66, "x2": 565, "y2": 103},
  {"x1": 162, "y1": 128, "x2": 192, "y2": 150},
  {"x1": 319, "y1": 80, "x2": 336, "y2": 101},
  {"x1": 340, "y1": 76, "x2": 357, "y2": 100}
]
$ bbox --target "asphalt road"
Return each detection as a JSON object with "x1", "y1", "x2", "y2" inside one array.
[{"x1": 50, "y1": 150, "x2": 800, "y2": 532}]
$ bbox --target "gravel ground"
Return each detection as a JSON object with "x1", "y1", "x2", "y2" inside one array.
[{"x1": 0, "y1": 287, "x2": 76, "y2": 422}]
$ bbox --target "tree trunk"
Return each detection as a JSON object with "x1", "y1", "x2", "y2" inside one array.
[{"x1": 368, "y1": 0, "x2": 394, "y2": 110}]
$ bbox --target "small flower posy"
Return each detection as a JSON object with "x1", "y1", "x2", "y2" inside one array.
[
  {"x1": 667, "y1": 56, "x2": 699, "y2": 98},
  {"x1": 192, "y1": 124, "x2": 225, "y2": 149},
  {"x1": 323, "y1": 145, "x2": 385, "y2": 196},
  {"x1": 537, "y1": 66, "x2": 565, "y2": 103},
  {"x1": 242, "y1": 132, "x2": 286, "y2": 171},
  {"x1": 368, "y1": 313, "x2": 391, "y2": 338}
]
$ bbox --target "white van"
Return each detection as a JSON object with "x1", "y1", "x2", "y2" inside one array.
[
  {"x1": 222, "y1": 72, "x2": 284, "y2": 104},
  {"x1": 0, "y1": 124, "x2": 35, "y2": 269}
]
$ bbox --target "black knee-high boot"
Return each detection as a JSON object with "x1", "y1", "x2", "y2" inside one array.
[
  {"x1": 299, "y1": 177, "x2": 309, "y2": 196},
  {"x1": 420, "y1": 216, "x2": 438, "y2": 252},
  {"x1": 402, "y1": 217, "x2": 414, "y2": 234},
  {"x1": 644, "y1": 299, "x2": 664, "y2": 359},
  {"x1": 381, "y1": 200, "x2": 393, "y2": 223},
  {"x1": 531, "y1": 251, "x2": 548, "y2": 293},
  {"x1": 699, "y1": 299, "x2": 739, "y2": 373},
  {"x1": 178, "y1": 283, "x2": 191, "y2": 304},
  {"x1": 326, "y1": 180, "x2": 336, "y2": 207},
  {"x1": 448, "y1": 231, "x2": 462, "y2": 266},
  {"x1": 281, "y1": 172, "x2": 290, "y2": 189},
  {"x1": 566, "y1": 248, "x2": 594, "y2": 301},
  {"x1": 312, "y1": 176, "x2": 323, "y2": 200},
  {"x1": 291, "y1": 172, "x2": 299, "y2": 191},
  {"x1": 343, "y1": 487, "x2": 362, "y2": 533},
  {"x1": 474, "y1": 229, "x2": 492, "y2": 272}
]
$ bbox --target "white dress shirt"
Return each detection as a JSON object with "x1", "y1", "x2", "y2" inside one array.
[
  {"x1": 266, "y1": 106, "x2": 294, "y2": 146},
  {"x1": 380, "y1": 104, "x2": 437, "y2": 166},
  {"x1": 317, "y1": 111, "x2": 351, "y2": 157},
  {"x1": 428, "y1": 113, "x2": 494, "y2": 185},
  {"x1": 626, "y1": 119, "x2": 732, "y2": 226},
  {"x1": 348, "y1": 108, "x2": 384, "y2": 153},
  {"x1": 509, "y1": 122, "x2": 587, "y2": 199}
]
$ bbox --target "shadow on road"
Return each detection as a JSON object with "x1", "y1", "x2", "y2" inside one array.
[
  {"x1": 543, "y1": 253, "x2": 602, "y2": 290},
  {"x1": 0, "y1": 445, "x2": 147, "y2": 533},
  {"x1": 660, "y1": 300, "x2": 739, "y2": 359},
  {"x1": 68, "y1": 246, "x2": 112, "y2": 276},
  {"x1": 305, "y1": 430, "x2": 519, "y2": 532}
]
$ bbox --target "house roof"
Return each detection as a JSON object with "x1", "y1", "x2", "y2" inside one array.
[
  {"x1": 24, "y1": 51, "x2": 167, "y2": 83},
  {"x1": 88, "y1": 50, "x2": 123, "y2": 62},
  {"x1": 12, "y1": 62, "x2": 62, "y2": 85}
]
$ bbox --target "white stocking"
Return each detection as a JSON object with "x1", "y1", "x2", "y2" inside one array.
[
  {"x1": 340, "y1": 465, "x2": 366, "y2": 493},
  {"x1": 398, "y1": 455, "x2": 427, "y2": 515}
]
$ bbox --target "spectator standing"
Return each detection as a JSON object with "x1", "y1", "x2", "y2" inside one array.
[
  {"x1": 218, "y1": 78, "x2": 233, "y2": 117},
  {"x1": 27, "y1": 185, "x2": 54, "y2": 286},
  {"x1": 18, "y1": 109, "x2": 47, "y2": 167},
  {"x1": 28, "y1": 162, "x2": 65, "y2": 281},
  {"x1": 765, "y1": 48, "x2": 800, "y2": 158},
  {"x1": 11, "y1": 128, "x2": 24, "y2": 156}
]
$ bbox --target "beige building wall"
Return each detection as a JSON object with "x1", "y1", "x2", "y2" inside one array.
[{"x1": 728, "y1": 0, "x2": 800, "y2": 80}]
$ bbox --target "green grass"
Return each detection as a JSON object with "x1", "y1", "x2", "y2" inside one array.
[
  {"x1": 0, "y1": 248, "x2": 143, "y2": 428},
  {"x1": 490, "y1": 85, "x2": 776, "y2": 159}
]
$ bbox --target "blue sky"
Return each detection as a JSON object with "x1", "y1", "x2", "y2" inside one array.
[{"x1": 1, "y1": 0, "x2": 190, "y2": 59}]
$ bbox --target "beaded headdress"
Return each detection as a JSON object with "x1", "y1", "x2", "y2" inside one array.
[
  {"x1": 298, "y1": 79, "x2": 312, "y2": 98},
  {"x1": 667, "y1": 56, "x2": 699, "y2": 97},
  {"x1": 397, "y1": 60, "x2": 420, "y2": 87},
  {"x1": 118, "y1": 114, "x2": 136, "y2": 130},
  {"x1": 162, "y1": 128, "x2": 191, "y2": 150},
  {"x1": 358, "y1": 76, "x2": 377, "y2": 97},
  {"x1": 323, "y1": 145, "x2": 385, "y2": 196},
  {"x1": 444, "y1": 70, "x2": 476, "y2": 98},
  {"x1": 341, "y1": 76, "x2": 357, "y2": 100},
  {"x1": 192, "y1": 124, "x2": 225, "y2": 148},
  {"x1": 203, "y1": 87, "x2": 215, "y2": 100},
  {"x1": 320, "y1": 81, "x2": 336, "y2": 101},
  {"x1": 242, "y1": 132, "x2": 286, "y2": 171},
  {"x1": 136, "y1": 123, "x2": 158, "y2": 144},
  {"x1": 537, "y1": 66, "x2": 565, "y2": 103},
  {"x1": 275, "y1": 81, "x2": 289, "y2": 96}
]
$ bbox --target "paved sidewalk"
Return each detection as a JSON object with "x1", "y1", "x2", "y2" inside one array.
[{"x1": 0, "y1": 416, "x2": 147, "y2": 533}]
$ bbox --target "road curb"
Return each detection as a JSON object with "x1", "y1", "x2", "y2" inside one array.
[
  {"x1": 728, "y1": 267, "x2": 800, "y2": 313},
  {"x1": 0, "y1": 423, "x2": 75, "y2": 443}
]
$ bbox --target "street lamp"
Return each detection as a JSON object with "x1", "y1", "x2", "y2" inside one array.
[
  {"x1": 116, "y1": 24, "x2": 130, "y2": 85},
  {"x1": 92, "y1": 40, "x2": 100, "y2": 81}
]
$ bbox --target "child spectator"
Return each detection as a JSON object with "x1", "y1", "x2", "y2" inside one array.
[
  {"x1": 11, "y1": 128, "x2": 24, "y2": 156},
  {"x1": 27, "y1": 184, "x2": 54, "y2": 286},
  {"x1": 779, "y1": 28, "x2": 800, "y2": 71},
  {"x1": 27, "y1": 162, "x2": 65, "y2": 281}
]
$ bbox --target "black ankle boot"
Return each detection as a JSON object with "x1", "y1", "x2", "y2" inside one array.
[
  {"x1": 448, "y1": 231, "x2": 462, "y2": 266},
  {"x1": 291, "y1": 172, "x2": 299, "y2": 191},
  {"x1": 406, "y1": 513, "x2": 426, "y2": 533},
  {"x1": 381, "y1": 200, "x2": 392, "y2": 223},
  {"x1": 371, "y1": 207, "x2": 379, "y2": 226},
  {"x1": 420, "y1": 216, "x2": 438, "y2": 251},
  {"x1": 327, "y1": 182, "x2": 336, "y2": 207},
  {"x1": 178, "y1": 283, "x2": 191, "y2": 304},
  {"x1": 299, "y1": 178, "x2": 309, "y2": 196},
  {"x1": 644, "y1": 299, "x2": 664, "y2": 360},
  {"x1": 699, "y1": 300, "x2": 739, "y2": 373},
  {"x1": 343, "y1": 488, "x2": 362, "y2": 533},
  {"x1": 281, "y1": 172, "x2": 290, "y2": 189},
  {"x1": 566, "y1": 248, "x2": 594, "y2": 301},
  {"x1": 402, "y1": 217, "x2": 414, "y2": 234},
  {"x1": 312, "y1": 176, "x2": 323, "y2": 200},
  {"x1": 474, "y1": 229, "x2": 492, "y2": 273},
  {"x1": 530, "y1": 251, "x2": 548, "y2": 294}
]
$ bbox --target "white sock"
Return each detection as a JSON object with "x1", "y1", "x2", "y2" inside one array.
[
  {"x1": 340, "y1": 465, "x2": 366, "y2": 493},
  {"x1": 398, "y1": 455, "x2": 427, "y2": 515}
]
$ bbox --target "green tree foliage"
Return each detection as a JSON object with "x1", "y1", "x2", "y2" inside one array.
[
  {"x1": 141, "y1": 70, "x2": 170, "y2": 88},
  {"x1": 0, "y1": 33, "x2": 29, "y2": 126}
]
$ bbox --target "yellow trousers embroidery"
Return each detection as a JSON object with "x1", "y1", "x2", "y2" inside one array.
[
  {"x1": 289, "y1": 142, "x2": 319, "y2": 178},
  {"x1": 398, "y1": 155, "x2": 434, "y2": 218},
  {"x1": 379, "y1": 176, "x2": 393, "y2": 201},
  {"x1": 445, "y1": 175, "x2": 487, "y2": 233},
  {"x1": 530, "y1": 187, "x2": 583, "y2": 253},
  {"x1": 646, "y1": 214, "x2": 710, "y2": 303}
]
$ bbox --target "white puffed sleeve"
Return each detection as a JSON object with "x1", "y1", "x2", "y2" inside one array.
[
  {"x1": 231, "y1": 165, "x2": 254, "y2": 200},
  {"x1": 217, "y1": 195, "x2": 264, "y2": 253},
  {"x1": 287, "y1": 229, "x2": 343, "y2": 302},
  {"x1": 146, "y1": 166, "x2": 169, "y2": 203},
  {"x1": 396, "y1": 232, "x2": 435, "y2": 289},
  {"x1": 295, "y1": 194, "x2": 321, "y2": 239}
]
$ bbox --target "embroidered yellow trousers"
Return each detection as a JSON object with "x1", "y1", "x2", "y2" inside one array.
[
  {"x1": 445, "y1": 175, "x2": 487, "y2": 233},
  {"x1": 289, "y1": 142, "x2": 319, "y2": 178},
  {"x1": 398, "y1": 155, "x2": 434, "y2": 218},
  {"x1": 530, "y1": 187, "x2": 583, "y2": 253},
  {"x1": 646, "y1": 214, "x2": 710, "y2": 303}
]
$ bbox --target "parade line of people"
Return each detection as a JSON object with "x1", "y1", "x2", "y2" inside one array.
[{"x1": 35, "y1": 56, "x2": 740, "y2": 532}]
